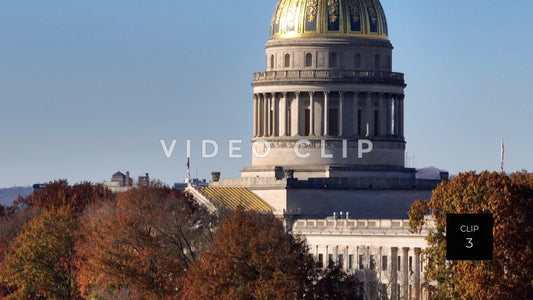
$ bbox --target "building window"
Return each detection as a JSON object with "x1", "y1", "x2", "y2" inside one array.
[
  {"x1": 328, "y1": 109, "x2": 338, "y2": 136},
  {"x1": 269, "y1": 109, "x2": 274, "y2": 136},
  {"x1": 397, "y1": 256, "x2": 401, "y2": 272},
  {"x1": 359, "y1": 255, "x2": 364, "y2": 270},
  {"x1": 286, "y1": 109, "x2": 291, "y2": 136},
  {"x1": 370, "y1": 255, "x2": 376, "y2": 270},
  {"x1": 284, "y1": 53, "x2": 291, "y2": 68},
  {"x1": 270, "y1": 55, "x2": 275, "y2": 69},
  {"x1": 374, "y1": 110, "x2": 379, "y2": 137},
  {"x1": 329, "y1": 52, "x2": 337, "y2": 68},
  {"x1": 318, "y1": 253, "x2": 324, "y2": 268},
  {"x1": 390, "y1": 98, "x2": 398, "y2": 136},
  {"x1": 381, "y1": 284, "x2": 388, "y2": 300},
  {"x1": 382, "y1": 255, "x2": 388, "y2": 270},
  {"x1": 355, "y1": 53, "x2": 361, "y2": 69},
  {"x1": 374, "y1": 54, "x2": 380, "y2": 70},
  {"x1": 304, "y1": 109, "x2": 311, "y2": 136},
  {"x1": 349, "y1": 254, "x2": 354, "y2": 270},
  {"x1": 358, "y1": 109, "x2": 362, "y2": 136},
  {"x1": 305, "y1": 53, "x2": 313, "y2": 67},
  {"x1": 397, "y1": 284, "x2": 401, "y2": 300},
  {"x1": 328, "y1": 254, "x2": 334, "y2": 267},
  {"x1": 409, "y1": 256, "x2": 413, "y2": 273},
  {"x1": 338, "y1": 254, "x2": 344, "y2": 268}
]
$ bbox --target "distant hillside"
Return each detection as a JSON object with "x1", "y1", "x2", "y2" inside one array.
[
  {"x1": 0, "y1": 187, "x2": 33, "y2": 206},
  {"x1": 416, "y1": 167, "x2": 446, "y2": 180}
]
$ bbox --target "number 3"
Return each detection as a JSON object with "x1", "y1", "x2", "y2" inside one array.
[{"x1": 466, "y1": 238, "x2": 473, "y2": 249}]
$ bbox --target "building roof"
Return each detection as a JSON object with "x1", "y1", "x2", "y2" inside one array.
[
  {"x1": 112, "y1": 171, "x2": 126, "y2": 178},
  {"x1": 198, "y1": 187, "x2": 271, "y2": 212},
  {"x1": 271, "y1": 0, "x2": 388, "y2": 40}
]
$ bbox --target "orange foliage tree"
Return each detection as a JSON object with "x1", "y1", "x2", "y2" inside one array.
[
  {"x1": 77, "y1": 182, "x2": 216, "y2": 299},
  {"x1": 21, "y1": 180, "x2": 114, "y2": 214},
  {"x1": 182, "y1": 207, "x2": 363, "y2": 300},
  {"x1": 1, "y1": 180, "x2": 112, "y2": 298},
  {"x1": 0, "y1": 209, "x2": 80, "y2": 299},
  {"x1": 408, "y1": 171, "x2": 533, "y2": 299}
]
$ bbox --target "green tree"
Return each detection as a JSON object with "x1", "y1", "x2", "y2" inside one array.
[
  {"x1": 409, "y1": 171, "x2": 533, "y2": 299},
  {"x1": 182, "y1": 207, "x2": 362, "y2": 300},
  {"x1": 0, "y1": 209, "x2": 80, "y2": 300}
]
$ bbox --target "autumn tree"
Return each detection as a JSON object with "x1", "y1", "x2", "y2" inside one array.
[
  {"x1": 182, "y1": 207, "x2": 362, "y2": 300},
  {"x1": 0, "y1": 209, "x2": 80, "y2": 299},
  {"x1": 77, "y1": 182, "x2": 216, "y2": 299},
  {"x1": 409, "y1": 171, "x2": 533, "y2": 299},
  {"x1": 0, "y1": 201, "x2": 41, "y2": 297},
  {"x1": 21, "y1": 180, "x2": 114, "y2": 214}
]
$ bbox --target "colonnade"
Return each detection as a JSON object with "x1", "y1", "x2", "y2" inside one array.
[
  {"x1": 315, "y1": 245, "x2": 422, "y2": 300},
  {"x1": 253, "y1": 91, "x2": 404, "y2": 139}
]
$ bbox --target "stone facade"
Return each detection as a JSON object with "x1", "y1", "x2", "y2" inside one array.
[{"x1": 293, "y1": 218, "x2": 433, "y2": 299}]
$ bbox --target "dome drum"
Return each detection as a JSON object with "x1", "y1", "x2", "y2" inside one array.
[
  {"x1": 250, "y1": 0, "x2": 406, "y2": 173},
  {"x1": 262, "y1": 37, "x2": 395, "y2": 77}
]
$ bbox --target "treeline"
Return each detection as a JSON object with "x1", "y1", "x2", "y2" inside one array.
[{"x1": 0, "y1": 180, "x2": 362, "y2": 299}]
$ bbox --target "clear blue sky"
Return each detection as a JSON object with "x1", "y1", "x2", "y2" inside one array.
[{"x1": 1, "y1": 0, "x2": 532, "y2": 187}]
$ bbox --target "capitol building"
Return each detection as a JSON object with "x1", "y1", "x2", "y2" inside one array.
[{"x1": 187, "y1": 1, "x2": 445, "y2": 299}]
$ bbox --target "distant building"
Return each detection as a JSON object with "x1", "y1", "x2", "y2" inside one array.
[
  {"x1": 174, "y1": 178, "x2": 208, "y2": 190},
  {"x1": 137, "y1": 173, "x2": 150, "y2": 187},
  {"x1": 111, "y1": 171, "x2": 133, "y2": 187},
  {"x1": 104, "y1": 171, "x2": 149, "y2": 193},
  {"x1": 32, "y1": 183, "x2": 48, "y2": 193}
]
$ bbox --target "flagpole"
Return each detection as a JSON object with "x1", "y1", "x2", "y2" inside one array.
[
  {"x1": 500, "y1": 139, "x2": 504, "y2": 173},
  {"x1": 187, "y1": 157, "x2": 191, "y2": 185}
]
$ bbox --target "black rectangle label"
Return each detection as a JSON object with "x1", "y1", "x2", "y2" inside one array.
[{"x1": 446, "y1": 213, "x2": 493, "y2": 260}]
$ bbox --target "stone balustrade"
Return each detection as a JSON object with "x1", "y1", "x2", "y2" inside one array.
[{"x1": 253, "y1": 70, "x2": 405, "y2": 85}]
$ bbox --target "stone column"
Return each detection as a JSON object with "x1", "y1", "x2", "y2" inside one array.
[
  {"x1": 344, "y1": 246, "x2": 349, "y2": 271},
  {"x1": 253, "y1": 95, "x2": 258, "y2": 137},
  {"x1": 314, "y1": 92, "x2": 323, "y2": 137},
  {"x1": 402, "y1": 247, "x2": 409, "y2": 300},
  {"x1": 390, "y1": 247, "x2": 398, "y2": 300},
  {"x1": 310, "y1": 92, "x2": 315, "y2": 136},
  {"x1": 379, "y1": 93, "x2": 387, "y2": 137},
  {"x1": 353, "y1": 93, "x2": 359, "y2": 137},
  {"x1": 339, "y1": 92, "x2": 344, "y2": 137},
  {"x1": 399, "y1": 95, "x2": 405, "y2": 138},
  {"x1": 414, "y1": 248, "x2": 421, "y2": 300},
  {"x1": 272, "y1": 93, "x2": 278, "y2": 136},
  {"x1": 292, "y1": 92, "x2": 300, "y2": 136},
  {"x1": 386, "y1": 93, "x2": 392, "y2": 136},
  {"x1": 393, "y1": 95, "x2": 400, "y2": 136},
  {"x1": 266, "y1": 94, "x2": 271, "y2": 136},
  {"x1": 324, "y1": 92, "x2": 329, "y2": 136},
  {"x1": 334, "y1": 246, "x2": 339, "y2": 268},
  {"x1": 258, "y1": 95, "x2": 263, "y2": 137},
  {"x1": 263, "y1": 93, "x2": 268, "y2": 137},
  {"x1": 279, "y1": 93, "x2": 287, "y2": 136}
]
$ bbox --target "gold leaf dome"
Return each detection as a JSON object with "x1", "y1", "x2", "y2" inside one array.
[{"x1": 271, "y1": 0, "x2": 389, "y2": 40}]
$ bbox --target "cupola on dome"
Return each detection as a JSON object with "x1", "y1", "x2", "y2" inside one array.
[{"x1": 271, "y1": 0, "x2": 388, "y2": 40}]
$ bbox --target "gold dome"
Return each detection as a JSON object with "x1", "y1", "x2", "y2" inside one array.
[{"x1": 271, "y1": 0, "x2": 389, "y2": 40}]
